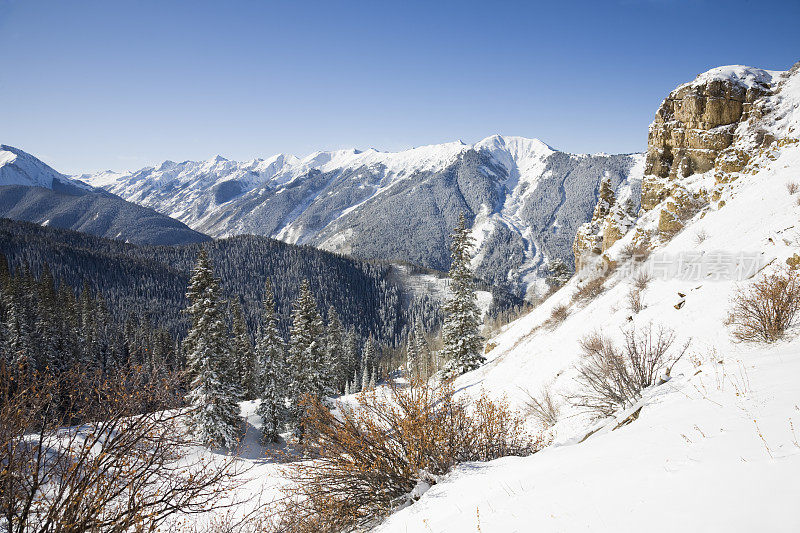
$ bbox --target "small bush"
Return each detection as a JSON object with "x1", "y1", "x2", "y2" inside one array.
[
  {"x1": 626, "y1": 288, "x2": 644, "y2": 313},
  {"x1": 523, "y1": 385, "x2": 561, "y2": 428},
  {"x1": 572, "y1": 276, "x2": 606, "y2": 304},
  {"x1": 619, "y1": 239, "x2": 651, "y2": 263},
  {"x1": 547, "y1": 303, "x2": 570, "y2": 327},
  {"x1": 275, "y1": 382, "x2": 541, "y2": 531},
  {"x1": 571, "y1": 325, "x2": 689, "y2": 418},
  {"x1": 631, "y1": 269, "x2": 652, "y2": 292},
  {"x1": 694, "y1": 228, "x2": 709, "y2": 244},
  {"x1": 728, "y1": 267, "x2": 800, "y2": 342},
  {"x1": 787, "y1": 181, "x2": 799, "y2": 194}
]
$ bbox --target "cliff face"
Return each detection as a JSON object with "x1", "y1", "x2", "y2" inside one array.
[
  {"x1": 574, "y1": 64, "x2": 799, "y2": 271},
  {"x1": 642, "y1": 66, "x2": 774, "y2": 212}
]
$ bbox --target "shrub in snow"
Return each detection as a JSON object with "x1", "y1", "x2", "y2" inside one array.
[
  {"x1": 728, "y1": 267, "x2": 800, "y2": 343},
  {"x1": 572, "y1": 324, "x2": 689, "y2": 418},
  {"x1": 572, "y1": 275, "x2": 606, "y2": 304},
  {"x1": 273, "y1": 381, "x2": 541, "y2": 531},
  {"x1": 547, "y1": 303, "x2": 570, "y2": 328},
  {"x1": 524, "y1": 384, "x2": 562, "y2": 428}
]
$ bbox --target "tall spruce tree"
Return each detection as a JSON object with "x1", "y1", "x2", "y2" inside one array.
[
  {"x1": 255, "y1": 278, "x2": 288, "y2": 443},
  {"x1": 441, "y1": 213, "x2": 485, "y2": 376},
  {"x1": 325, "y1": 305, "x2": 345, "y2": 394},
  {"x1": 286, "y1": 280, "x2": 326, "y2": 439},
  {"x1": 405, "y1": 327, "x2": 419, "y2": 379},
  {"x1": 360, "y1": 337, "x2": 377, "y2": 391},
  {"x1": 183, "y1": 248, "x2": 241, "y2": 449},
  {"x1": 230, "y1": 298, "x2": 255, "y2": 400}
]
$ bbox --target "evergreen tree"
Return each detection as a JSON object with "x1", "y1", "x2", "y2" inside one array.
[
  {"x1": 360, "y1": 337, "x2": 376, "y2": 391},
  {"x1": 286, "y1": 280, "x2": 326, "y2": 439},
  {"x1": 405, "y1": 327, "x2": 418, "y2": 379},
  {"x1": 255, "y1": 278, "x2": 288, "y2": 443},
  {"x1": 441, "y1": 213, "x2": 485, "y2": 376},
  {"x1": 230, "y1": 298, "x2": 255, "y2": 400},
  {"x1": 183, "y1": 248, "x2": 240, "y2": 449},
  {"x1": 325, "y1": 306, "x2": 345, "y2": 394}
]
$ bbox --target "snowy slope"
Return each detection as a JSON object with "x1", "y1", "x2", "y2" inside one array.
[
  {"x1": 0, "y1": 144, "x2": 92, "y2": 191},
  {"x1": 373, "y1": 64, "x2": 800, "y2": 532},
  {"x1": 80, "y1": 136, "x2": 642, "y2": 297},
  {"x1": 0, "y1": 145, "x2": 210, "y2": 245}
]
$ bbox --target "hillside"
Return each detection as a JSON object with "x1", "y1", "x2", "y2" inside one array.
[
  {"x1": 373, "y1": 62, "x2": 800, "y2": 531},
  {"x1": 80, "y1": 136, "x2": 643, "y2": 297},
  {"x1": 0, "y1": 145, "x2": 209, "y2": 246}
]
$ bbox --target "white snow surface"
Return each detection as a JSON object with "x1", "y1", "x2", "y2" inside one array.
[{"x1": 681, "y1": 64, "x2": 778, "y2": 91}]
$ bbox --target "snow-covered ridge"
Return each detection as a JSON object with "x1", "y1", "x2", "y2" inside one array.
[
  {"x1": 680, "y1": 64, "x2": 778, "y2": 91},
  {"x1": 0, "y1": 144, "x2": 92, "y2": 190}
]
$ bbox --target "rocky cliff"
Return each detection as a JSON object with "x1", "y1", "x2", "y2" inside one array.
[{"x1": 574, "y1": 63, "x2": 800, "y2": 270}]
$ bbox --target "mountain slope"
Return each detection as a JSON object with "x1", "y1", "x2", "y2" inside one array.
[
  {"x1": 0, "y1": 145, "x2": 209, "y2": 245},
  {"x1": 373, "y1": 63, "x2": 800, "y2": 531},
  {"x1": 80, "y1": 136, "x2": 643, "y2": 297}
]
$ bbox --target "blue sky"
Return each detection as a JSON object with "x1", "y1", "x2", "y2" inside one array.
[{"x1": 1, "y1": 0, "x2": 799, "y2": 174}]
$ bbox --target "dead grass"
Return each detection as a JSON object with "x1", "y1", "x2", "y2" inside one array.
[
  {"x1": 787, "y1": 181, "x2": 799, "y2": 194},
  {"x1": 572, "y1": 276, "x2": 606, "y2": 304}
]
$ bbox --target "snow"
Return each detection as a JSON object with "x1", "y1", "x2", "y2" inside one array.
[
  {"x1": 373, "y1": 64, "x2": 800, "y2": 532},
  {"x1": 681, "y1": 65, "x2": 778, "y2": 91}
]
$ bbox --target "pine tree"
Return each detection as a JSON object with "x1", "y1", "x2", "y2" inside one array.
[
  {"x1": 230, "y1": 298, "x2": 255, "y2": 400},
  {"x1": 405, "y1": 327, "x2": 418, "y2": 379},
  {"x1": 286, "y1": 280, "x2": 326, "y2": 439},
  {"x1": 255, "y1": 278, "x2": 288, "y2": 443},
  {"x1": 441, "y1": 212, "x2": 485, "y2": 376},
  {"x1": 360, "y1": 337, "x2": 376, "y2": 391},
  {"x1": 183, "y1": 248, "x2": 241, "y2": 449},
  {"x1": 325, "y1": 306, "x2": 345, "y2": 394}
]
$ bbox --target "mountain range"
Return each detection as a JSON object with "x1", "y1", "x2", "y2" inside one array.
[{"x1": 78, "y1": 135, "x2": 644, "y2": 297}]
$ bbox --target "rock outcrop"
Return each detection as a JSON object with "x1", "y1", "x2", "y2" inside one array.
[{"x1": 573, "y1": 177, "x2": 638, "y2": 271}]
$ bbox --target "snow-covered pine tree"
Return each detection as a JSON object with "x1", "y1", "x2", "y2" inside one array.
[
  {"x1": 441, "y1": 212, "x2": 485, "y2": 376},
  {"x1": 286, "y1": 280, "x2": 327, "y2": 439},
  {"x1": 325, "y1": 305, "x2": 345, "y2": 394},
  {"x1": 183, "y1": 248, "x2": 241, "y2": 449},
  {"x1": 342, "y1": 329, "x2": 359, "y2": 386},
  {"x1": 545, "y1": 259, "x2": 572, "y2": 289},
  {"x1": 360, "y1": 337, "x2": 376, "y2": 390},
  {"x1": 230, "y1": 297, "x2": 255, "y2": 400},
  {"x1": 255, "y1": 278, "x2": 288, "y2": 443},
  {"x1": 405, "y1": 327, "x2": 418, "y2": 379}
]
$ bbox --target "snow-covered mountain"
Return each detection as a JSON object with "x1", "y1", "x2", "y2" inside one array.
[
  {"x1": 0, "y1": 145, "x2": 209, "y2": 246},
  {"x1": 80, "y1": 136, "x2": 643, "y2": 297}
]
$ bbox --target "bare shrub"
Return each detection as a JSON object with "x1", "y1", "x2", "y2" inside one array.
[
  {"x1": 694, "y1": 228, "x2": 709, "y2": 244},
  {"x1": 523, "y1": 385, "x2": 561, "y2": 428},
  {"x1": 728, "y1": 267, "x2": 800, "y2": 342},
  {"x1": 626, "y1": 288, "x2": 644, "y2": 313},
  {"x1": 572, "y1": 276, "x2": 606, "y2": 304},
  {"x1": 619, "y1": 238, "x2": 651, "y2": 263},
  {"x1": 547, "y1": 303, "x2": 570, "y2": 328},
  {"x1": 787, "y1": 181, "x2": 799, "y2": 194},
  {"x1": 571, "y1": 325, "x2": 689, "y2": 418},
  {"x1": 631, "y1": 269, "x2": 652, "y2": 292},
  {"x1": 0, "y1": 363, "x2": 243, "y2": 533},
  {"x1": 274, "y1": 381, "x2": 541, "y2": 531}
]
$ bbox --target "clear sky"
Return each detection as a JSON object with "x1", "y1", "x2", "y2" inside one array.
[{"x1": 1, "y1": 0, "x2": 799, "y2": 174}]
